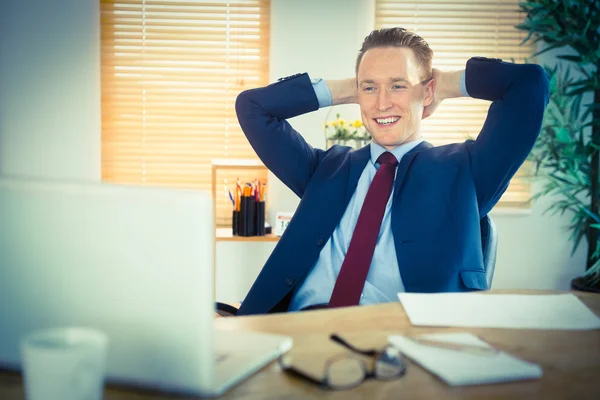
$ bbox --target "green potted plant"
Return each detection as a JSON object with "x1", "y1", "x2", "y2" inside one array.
[{"x1": 516, "y1": 0, "x2": 600, "y2": 291}]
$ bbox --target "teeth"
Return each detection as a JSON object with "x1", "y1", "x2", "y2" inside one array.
[{"x1": 376, "y1": 117, "x2": 400, "y2": 125}]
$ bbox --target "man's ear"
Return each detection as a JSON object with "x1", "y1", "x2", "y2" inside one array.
[{"x1": 423, "y1": 78, "x2": 436, "y2": 107}]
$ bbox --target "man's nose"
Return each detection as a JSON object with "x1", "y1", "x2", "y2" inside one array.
[{"x1": 377, "y1": 90, "x2": 392, "y2": 111}]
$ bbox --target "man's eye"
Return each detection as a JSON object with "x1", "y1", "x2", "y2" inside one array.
[
  {"x1": 362, "y1": 86, "x2": 376, "y2": 92},
  {"x1": 392, "y1": 85, "x2": 407, "y2": 90}
]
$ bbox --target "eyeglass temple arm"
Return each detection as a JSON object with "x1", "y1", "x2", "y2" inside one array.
[{"x1": 330, "y1": 334, "x2": 377, "y2": 357}]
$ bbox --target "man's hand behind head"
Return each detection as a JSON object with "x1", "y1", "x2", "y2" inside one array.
[{"x1": 422, "y1": 68, "x2": 466, "y2": 119}]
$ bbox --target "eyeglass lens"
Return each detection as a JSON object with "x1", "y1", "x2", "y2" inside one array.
[
  {"x1": 375, "y1": 346, "x2": 406, "y2": 379},
  {"x1": 326, "y1": 356, "x2": 365, "y2": 388}
]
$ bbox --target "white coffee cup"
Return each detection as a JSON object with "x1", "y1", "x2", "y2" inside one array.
[{"x1": 20, "y1": 327, "x2": 108, "y2": 400}]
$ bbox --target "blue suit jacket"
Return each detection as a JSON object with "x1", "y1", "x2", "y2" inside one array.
[{"x1": 235, "y1": 57, "x2": 549, "y2": 316}]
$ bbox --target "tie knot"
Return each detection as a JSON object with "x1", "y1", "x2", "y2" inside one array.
[{"x1": 377, "y1": 151, "x2": 398, "y2": 167}]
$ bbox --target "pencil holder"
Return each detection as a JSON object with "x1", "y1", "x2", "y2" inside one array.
[
  {"x1": 239, "y1": 196, "x2": 248, "y2": 236},
  {"x1": 246, "y1": 197, "x2": 255, "y2": 236},
  {"x1": 232, "y1": 210, "x2": 240, "y2": 236},
  {"x1": 256, "y1": 201, "x2": 265, "y2": 236}
]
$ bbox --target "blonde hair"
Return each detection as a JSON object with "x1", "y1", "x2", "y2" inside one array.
[{"x1": 356, "y1": 27, "x2": 433, "y2": 81}]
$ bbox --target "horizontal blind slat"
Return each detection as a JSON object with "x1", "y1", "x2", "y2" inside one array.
[{"x1": 101, "y1": 0, "x2": 270, "y2": 225}]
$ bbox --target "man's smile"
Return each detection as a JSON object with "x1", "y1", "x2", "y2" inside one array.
[{"x1": 374, "y1": 116, "x2": 401, "y2": 126}]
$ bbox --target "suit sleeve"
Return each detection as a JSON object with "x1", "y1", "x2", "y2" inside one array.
[
  {"x1": 464, "y1": 57, "x2": 550, "y2": 216},
  {"x1": 235, "y1": 73, "x2": 325, "y2": 198}
]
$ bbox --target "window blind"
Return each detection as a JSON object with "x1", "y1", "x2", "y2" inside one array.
[
  {"x1": 100, "y1": 0, "x2": 270, "y2": 227},
  {"x1": 376, "y1": 0, "x2": 535, "y2": 207}
]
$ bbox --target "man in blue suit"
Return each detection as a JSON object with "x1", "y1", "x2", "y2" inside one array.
[{"x1": 234, "y1": 27, "x2": 549, "y2": 315}]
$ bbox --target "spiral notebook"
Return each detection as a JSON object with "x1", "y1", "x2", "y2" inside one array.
[{"x1": 388, "y1": 332, "x2": 543, "y2": 386}]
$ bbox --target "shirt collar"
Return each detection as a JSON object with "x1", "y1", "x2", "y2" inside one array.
[{"x1": 370, "y1": 138, "x2": 425, "y2": 166}]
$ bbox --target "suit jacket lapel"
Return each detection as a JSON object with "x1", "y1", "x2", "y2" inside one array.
[
  {"x1": 393, "y1": 141, "x2": 433, "y2": 198},
  {"x1": 344, "y1": 141, "x2": 432, "y2": 202},
  {"x1": 345, "y1": 145, "x2": 371, "y2": 204}
]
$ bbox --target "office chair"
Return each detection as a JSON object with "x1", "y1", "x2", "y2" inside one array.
[
  {"x1": 480, "y1": 214, "x2": 498, "y2": 289},
  {"x1": 216, "y1": 215, "x2": 499, "y2": 316}
]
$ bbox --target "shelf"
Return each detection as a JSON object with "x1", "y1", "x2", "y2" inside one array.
[
  {"x1": 215, "y1": 228, "x2": 280, "y2": 242},
  {"x1": 211, "y1": 158, "x2": 267, "y2": 169}
]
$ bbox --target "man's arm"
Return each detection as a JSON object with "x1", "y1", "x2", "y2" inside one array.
[
  {"x1": 456, "y1": 58, "x2": 550, "y2": 215},
  {"x1": 435, "y1": 69, "x2": 464, "y2": 99},
  {"x1": 324, "y1": 79, "x2": 358, "y2": 106},
  {"x1": 236, "y1": 75, "x2": 362, "y2": 198},
  {"x1": 422, "y1": 69, "x2": 464, "y2": 119},
  {"x1": 326, "y1": 70, "x2": 465, "y2": 114},
  {"x1": 235, "y1": 74, "x2": 325, "y2": 198}
]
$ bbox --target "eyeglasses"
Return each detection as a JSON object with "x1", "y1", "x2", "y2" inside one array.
[{"x1": 279, "y1": 333, "x2": 407, "y2": 390}]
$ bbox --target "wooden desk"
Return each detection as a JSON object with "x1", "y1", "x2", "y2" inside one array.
[{"x1": 1, "y1": 290, "x2": 599, "y2": 399}]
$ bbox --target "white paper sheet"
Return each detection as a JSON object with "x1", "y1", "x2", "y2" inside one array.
[
  {"x1": 388, "y1": 332, "x2": 543, "y2": 386},
  {"x1": 397, "y1": 293, "x2": 600, "y2": 330}
]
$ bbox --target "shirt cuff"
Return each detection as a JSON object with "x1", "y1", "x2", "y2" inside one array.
[
  {"x1": 460, "y1": 71, "x2": 470, "y2": 97},
  {"x1": 311, "y1": 77, "x2": 333, "y2": 108}
]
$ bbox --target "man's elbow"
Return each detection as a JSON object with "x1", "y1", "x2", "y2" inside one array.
[
  {"x1": 235, "y1": 89, "x2": 252, "y2": 122},
  {"x1": 524, "y1": 64, "x2": 551, "y2": 107},
  {"x1": 235, "y1": 88, "x2": 262, "y2": 136}
]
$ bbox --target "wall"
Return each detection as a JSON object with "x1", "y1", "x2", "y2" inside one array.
[
  {"x1": 0, "y1": 0, "x2": 587, "y2": 304},
  {"x1": 0, "y1": 0, "x2": 101, "y2": 180}
]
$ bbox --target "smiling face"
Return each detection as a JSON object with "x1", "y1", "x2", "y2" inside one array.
[{"x1": 357, "y1": 46, "x2": 434, "y2": 150}]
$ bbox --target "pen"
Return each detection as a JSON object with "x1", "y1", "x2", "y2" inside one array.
[
  {"x1": 225, "y1": 186, "x2": 234, "y2": 207},
  {"x1": 407, "y1": 337, "x2": 499, "y2": 356}
]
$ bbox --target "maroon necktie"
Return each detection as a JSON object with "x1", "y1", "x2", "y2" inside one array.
[{"x1": 329, "y1": 151, "x2": 399, "y2": 308}]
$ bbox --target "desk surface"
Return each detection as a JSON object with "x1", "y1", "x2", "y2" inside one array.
[{"x1": 1, "y1": 290, "x2": 599, "y2": 399}]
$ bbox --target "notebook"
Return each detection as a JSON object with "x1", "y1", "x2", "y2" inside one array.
[{"x1": 388, "y1": 332, "x2": 543, "y2": 386}]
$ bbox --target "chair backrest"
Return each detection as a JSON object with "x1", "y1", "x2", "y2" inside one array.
[{"x1": 480, "y1": 214, "x2": 498, "y2": 289}]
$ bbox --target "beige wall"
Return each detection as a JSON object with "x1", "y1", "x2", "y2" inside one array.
[{"x1": 0, "y1": 0, "x2": 101, "y2": 180}]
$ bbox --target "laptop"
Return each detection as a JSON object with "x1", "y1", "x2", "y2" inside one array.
[{"x1": 0, "y1": 177, "x2": 292, "y2": 397}]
